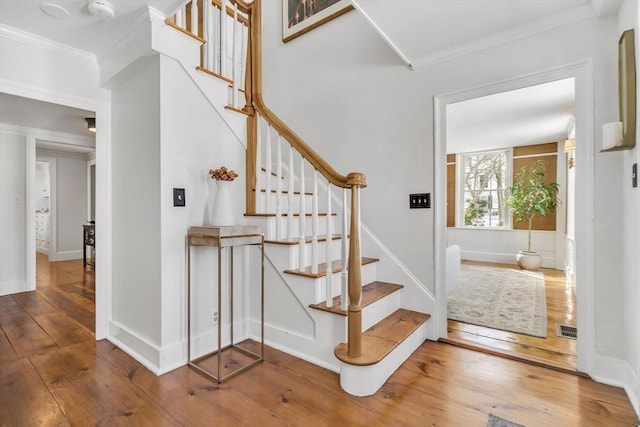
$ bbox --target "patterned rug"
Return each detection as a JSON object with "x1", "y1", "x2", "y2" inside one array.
[
  {"x1": 487, "y1": 414, "x2": 525, "y2": 427},
  {"x1": 447, "y1": 264, "x2": 547, "y2": 338}
]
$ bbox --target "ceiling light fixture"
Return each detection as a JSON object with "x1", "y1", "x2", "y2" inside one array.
[
  {"x1": 88, "y1": 0, "x2": 115, "y2": 19},
  {"x1": 85, "y1": 118, "x2": 96, "y2": 133}
]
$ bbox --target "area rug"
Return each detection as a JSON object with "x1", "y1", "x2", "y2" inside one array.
[
  {"x1": 487, "y1": 413, "x2": 525, "y2": 427},
  {"x1": 447, "y1": 264, "x2": 547, "y2": 338}
]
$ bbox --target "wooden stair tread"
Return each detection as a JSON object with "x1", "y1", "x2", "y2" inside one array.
[
  {"x1": 284, "y1": 257, "x2": 379, "y2": 278},
  {"x1": 309, "y1": 281, "x2": 404, "y2": 316},
  {"x1": 244, "y1": 212, "x2": 337, "y2": 217},
  {"x1": 334, "y1": 309, "x2": 430, "y2": 366},
  {"x1": 258, "y1": 189, "x2": 313, "y2": 196},
  {"x1": 265, "y1": 234, "x2": 342, "y2": 245}
]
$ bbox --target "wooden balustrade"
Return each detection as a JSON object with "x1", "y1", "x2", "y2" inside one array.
[{"x1": 168, "y1": 0, "x2": 367, "y2": 358}]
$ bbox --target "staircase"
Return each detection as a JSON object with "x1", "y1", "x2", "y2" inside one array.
[{"x1": 166, "y1": 0, "x2": 431, "y2": 397}]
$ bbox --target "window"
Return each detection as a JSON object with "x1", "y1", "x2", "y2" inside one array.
[{"x1": 459, "y1": 150, "x2": 508, "y2": 228}]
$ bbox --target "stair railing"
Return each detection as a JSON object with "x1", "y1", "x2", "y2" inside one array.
[
  {"x1": 167, "y1": 0, "x2": 249, "y2": 111},
  {"x1": 168, "y1": 0, "x2": 366, "y2": 358}
]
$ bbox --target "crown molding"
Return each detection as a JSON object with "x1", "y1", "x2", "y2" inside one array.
[
  {"x1": 0, "y1": 23, "x2": 96, "y2": 64},
  {"x1": 36, "y1": 147, "x2": 92, "y2": 160},
  {"x1": 412, "y1": 4, "x2": 597, "y2": 70},
  {"x1": 97, "y1": 6, "x2": 158, "y2": 61},
  {"x1": 0, "y1": 122, "x2": 95, "y2": 149}
]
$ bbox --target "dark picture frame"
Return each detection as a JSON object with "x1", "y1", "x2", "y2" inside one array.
[{"x1": 282, "y1": 0, "x2": 353, "y2": 43}]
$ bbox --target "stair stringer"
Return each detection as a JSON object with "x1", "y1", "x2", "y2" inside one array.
[
  {"x1": 359, "y1": 225, "x2": 437, "y2": 339},
  {"x1": 148, "y1": 11, "x2": 247, "y2": 145},
  {"x1": 253, "y1": 250, "x2": 348, "y2": 372}
]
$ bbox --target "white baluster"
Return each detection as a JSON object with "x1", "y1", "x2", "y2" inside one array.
[
  {"x1": 190, "y1": 0, "x2": 198, "y2": 36},
  {"x1": 207, "y1": 1, "x2": 215, "y2": 70},
  {"x1": 265, "y1": 125, "x2": 273, "y2": 238},
  {"x1": 212, "y1": 4, "x2": 220, "y2": 73},
  {"x1": 287, "y1": 144, "x2": 295, "y2": 242},
  {"x1": 325, "y1": 182, "x2": 333, "y2": 308},
  {"x1": 240, "y1": 22, "x2": 247, "y2": 91},
  {"x1": 202, "y1": 1, "x2": 209, "y2": 68},
  {"x1": 311, "y1": 170, "x2": 319, "y2": 274},
  {"x1": 256, "y1": 114, "x2": 265, "y2": 212},
  {"x1": 341, "y1": 188, "x2": 348, "y2": 311},
  {"x1": 298, "y1": 158, "x2": 306, "y2": 271},
  {"x1": 220, "y1": 0, "x2": 228, "y2": 77},
  {"x1": 275, "y1": 135, "x2": 283, "y2": 240},
  {"x1": 231, "y1": 3, "x2": 238, "y2": 108},
  {"x1": 176, "y1": 7, "x2": 185, "y2": 28}
]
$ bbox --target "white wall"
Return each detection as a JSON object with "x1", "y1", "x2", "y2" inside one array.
[
  {"x1": 0, "y1": 131, "x2": 28, "y2": 296},
  {"x1": 110, "y1": 55, "x2": 163, "y2": 355},
  {"x1": 447, "y1": 228, "x2": 557, "y2": 267},
  {"x1": 108, "y1": 48, "x2": 247, "y2": 373},
  {"x1": 618, "y1": 0, "x2": 640, "y2": 415},
  {"x1": 0, "y1": 25, "x2": 110, "y2": 338},
  {"x1": 37, "y1": 150, "x2": 88, "y2": 261},
  {"x1": 260, "y1": 1, "x2": 625, "y2": 360}
]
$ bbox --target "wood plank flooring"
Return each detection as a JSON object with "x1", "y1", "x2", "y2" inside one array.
[
  {"x1": 0, "y1": 254, "x2": 637, "y2": 426},
  {"x1": 446, "y1": 260, "x2": 578, "y2": 372}
]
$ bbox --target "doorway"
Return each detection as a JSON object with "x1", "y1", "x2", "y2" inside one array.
[{"x1": 433, "y1": 62, "x2": 596, "y2": 374}]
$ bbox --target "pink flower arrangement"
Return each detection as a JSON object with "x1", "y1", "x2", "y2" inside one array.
[{"x1": 209, "y1": 166, "x2": 238, "y2": 181}]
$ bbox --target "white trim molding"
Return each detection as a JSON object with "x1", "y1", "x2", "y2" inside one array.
[
  {"x1": 0, "y1": 23, "x2": 96, "y2": 64},
  {"x1": 433, "y1": 61, "x2": 596, "y2": 371}
]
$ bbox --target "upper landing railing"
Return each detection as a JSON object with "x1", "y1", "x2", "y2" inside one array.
[{"x1": 168, "y1": 0, "x2": 367, "y2": 359}]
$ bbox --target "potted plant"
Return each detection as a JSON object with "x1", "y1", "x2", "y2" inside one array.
[{"x1": 505, "y1": 160, "x2": 560, "y2": 270}]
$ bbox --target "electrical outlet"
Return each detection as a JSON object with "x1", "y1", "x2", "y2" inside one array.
[{"x1": 212, "y1": 311, "x2": 218, "y2": 325}]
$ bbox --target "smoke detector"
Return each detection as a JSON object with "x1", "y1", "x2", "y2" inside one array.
[{"x1": 88, "y1": 0, "x2": 115, "y2": 19}]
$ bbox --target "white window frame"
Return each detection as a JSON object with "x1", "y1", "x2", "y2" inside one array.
[{"x1": 456, "y1": 149, "x2": 512, "y2": 229}]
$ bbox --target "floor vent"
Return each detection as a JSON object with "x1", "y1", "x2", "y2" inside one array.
[{"x1": 556, "y1": 324, "x2": 577, "y2": 339}]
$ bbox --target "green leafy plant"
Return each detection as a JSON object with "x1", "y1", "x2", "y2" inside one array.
[{"x1": 505, "y1": 160, "x2": 560, "y2": 252}]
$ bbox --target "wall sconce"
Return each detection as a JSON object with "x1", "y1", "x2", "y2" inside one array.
[
  {"x1": 85, "y1": 117, "x2": 96, "y2": 133},
  {"x1": 564, "y1": 139, "x2": 576, "y2": 169}
]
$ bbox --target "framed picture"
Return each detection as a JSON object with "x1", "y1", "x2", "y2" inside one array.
[
  {"x1": 282, "y1": 0, "x2": 353, "y2": 43},
  {"x1": 618, "y1": 29, "x2": 636, "y2": 149}
]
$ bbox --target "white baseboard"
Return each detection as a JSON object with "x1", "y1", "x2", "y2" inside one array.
[
  {"x1": 108, "y1": 320, "x2": 162, "y2": 375},
  {"x1": 591, "y1": 355, "x2": 640, "y2": 419},
  {"x1": 461, "y1": 250, "x2": 556, "y2": 269},
  {"x1": 0, "y1": 279, "x2": 32, "y2": 296},
  {"x1": 53, "y1": 250, "x2": 83, "y2": 261}
]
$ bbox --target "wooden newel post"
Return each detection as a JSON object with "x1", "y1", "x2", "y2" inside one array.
[{"x1": 347, "y1": 172, "x2": 366, "y2": 358}]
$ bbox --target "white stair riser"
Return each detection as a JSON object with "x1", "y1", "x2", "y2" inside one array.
[
  {"x1": 361, "y1": 291, "x2": 402, "y2": 332},
  {"x1": 338, "y1": 322, "x2": 428, "y2": 397},
  {"x1": 270, "y1": 262, "x2": 377, "y2": 306},
  {"x1": 256, "y1": 192, "x2": 315, "y2": 214},
  {"x1": 245, "y1": 215, "x2": 342, "y2": 241},
  {"x1": 263, "y1": 239, "x2": 344, "y2": 270}
]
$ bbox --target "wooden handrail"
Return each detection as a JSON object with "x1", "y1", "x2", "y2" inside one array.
[
  {"x1": 246, "y1": 0, "x2": 366, "y2": 191},
  {"x1": 165, "y1": 0, "x2": 368, "y2": 361}
]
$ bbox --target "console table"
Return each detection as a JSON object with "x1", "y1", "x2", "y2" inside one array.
[
  {"x1": 82, "y1": 224, "x2": 95, "y2": 267},
  {"x1": 186, "y1": 225, "x2": 264, "y2": 383}
]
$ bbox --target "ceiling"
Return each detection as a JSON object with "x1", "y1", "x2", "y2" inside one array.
[
  {"x1": 446, "y1": 78, "x2": 575, "y2": 154},
  {"x1": 353, "y1": 0, "x2": 621, "y2": 68},
  {"x1": 0, "y1": 0, "x2": 615, "y2": 153},
  {"x1": 0, "y1": 0, "x2": 184, "y2": 55}
]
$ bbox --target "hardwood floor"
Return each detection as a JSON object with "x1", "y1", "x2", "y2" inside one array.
[
  {"x1": 446, "y1": 260, "x2": 578, "y2": 372},
  {"x1": 1, "y1": 255, "x2": 637, "y2": 426}
]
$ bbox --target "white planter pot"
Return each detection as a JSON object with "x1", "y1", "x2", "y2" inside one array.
[{"x1": 516, "y1": 250, "x2": 542, "y2": 271}]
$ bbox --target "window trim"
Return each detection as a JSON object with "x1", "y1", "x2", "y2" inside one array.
[{"x1": 456, "y1": 148, "x2": 512, "y2": 229}]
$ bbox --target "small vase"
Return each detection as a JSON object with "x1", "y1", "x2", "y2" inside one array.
[{"x1": 210, "y1": 180, "x2": 234, "y2": 227}]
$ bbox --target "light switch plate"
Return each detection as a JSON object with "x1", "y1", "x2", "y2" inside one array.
[
  {"x1": 173, "y1": 188, "x2": 186, "y2": 207},
  {"x1": 409, "y1": 193, "x2": 430, "y2": 209}
]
